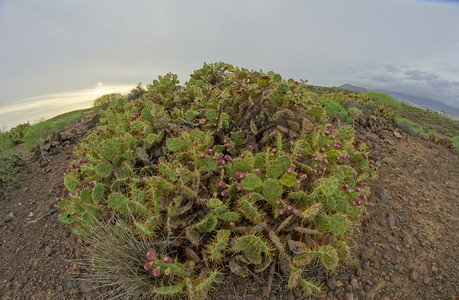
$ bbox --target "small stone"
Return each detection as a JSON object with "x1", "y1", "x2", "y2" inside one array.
[
  {"x1": 4, "y1": 212, "x2": 14, "y2": 222},
  {"x1": 362, "y1": 261, "x2": 370, "y2": 270},
  {"x1": 366, "y1": 280, "x2": 374, "y2": 286},
  {"x1": 351, "y1": 278, "x2": 359, "y2": 290},
  {"x1": 393, "y1": 131, "x2": 402, "y2": 138},
  {"x1": 72, "y1": 263, "x2": 79, "y2": 271},
  {"x1": 431, "y1": 264, "x2": 439, "y2": 273},
  {"x1": 344, "y1": 292, "x2": 354, "y2": 300},
  {"x1": 45, "y1": 245, "x2": 53, "y2": 256},
  {"x1": 377, "y1": 189, "x2": 390, "y2": 203},
  {"x1": 327, "y1": 277, "x2": 337, "y2": 289},
  {"x1": 423, "y1": 277, "x2": 432, "y2": 285},
  {"x1": 345, "y1": 285, "x2": 353, "y2": 293},
  {"x1": 387, "y1": 214, "x2": 396, "y2": 227},
  {"x1": 410, "y1": 269, "x2": 420, "y2": 282},
  {"x1": 24, "y1": 187, "x2": 29, "y2": 192}
]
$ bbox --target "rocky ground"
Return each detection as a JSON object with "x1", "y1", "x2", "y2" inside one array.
[{"x1": 0, "y1": 115, "x2": 458, "y2": 300}]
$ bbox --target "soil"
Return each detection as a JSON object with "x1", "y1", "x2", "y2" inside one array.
[{"x1": 1, "y1": 116, "x2": 458, "y2": 300}]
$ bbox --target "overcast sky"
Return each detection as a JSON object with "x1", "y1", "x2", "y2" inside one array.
[{"x1": 1, "y1": 0, "x2": 459, "y2": 128}]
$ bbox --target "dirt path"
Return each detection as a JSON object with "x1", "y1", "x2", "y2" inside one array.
[{"x1": 1, "y1": 122, "x2": 458, "y2": 299}]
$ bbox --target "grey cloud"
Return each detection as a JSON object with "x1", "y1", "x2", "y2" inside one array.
[{"x1": 355, "y1": 65, "x2": 459, "y2": 108}]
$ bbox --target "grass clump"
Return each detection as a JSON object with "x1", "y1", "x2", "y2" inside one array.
[
  {"x1": 0, "y1": 129, "x2": 18, "y2": 196},
  {"x1": 58, "y1": 62, "x2": 377, "y2": 298},
  {"x1": 22, "y1": 108, "x2": 97, "y2": 151}
]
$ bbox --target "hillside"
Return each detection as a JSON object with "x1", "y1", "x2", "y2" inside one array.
[{"x1": 1, "y1": 64, "x2": 458, "y2": 299}]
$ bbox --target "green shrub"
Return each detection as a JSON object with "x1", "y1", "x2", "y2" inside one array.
[
  {"x1": 93, "y1": 93, "x2": 122, "y2": 108},
  {"x1": 365, "y1": 91, "x2": 402, "y2": 114},
  {"x1": 0, "y1": 129, "x2": 18, "y2": 195},
  {"x1": 317, "y1": 99, "x2": 352, "y2": 123},
  {"x1": 59, "y1": 63, "x2": 377, "y2": 298}
]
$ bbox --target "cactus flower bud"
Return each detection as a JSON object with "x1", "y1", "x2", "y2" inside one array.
[{"x1": 163, "y1": 256, "x2": 171, "y2": 264}]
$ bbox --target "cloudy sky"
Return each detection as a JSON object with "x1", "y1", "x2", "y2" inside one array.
[{"x1": 1, "y1": 0, "x2": 459, "y2": 128}]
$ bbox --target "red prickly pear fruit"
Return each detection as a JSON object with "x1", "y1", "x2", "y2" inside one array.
[
  {"x1": 272, "y1": 148, "x2": 278, "y2": 154},
  {"x1": 221, "y1": 190, "x2": 228, "y2": 197},
  {"x1": 218, "y1": 153, "x2": 224, "y2": 159},
  {"x1": 236, "y1": 184, "x2": 243, "y2": 191},
  {"x1": 343, "y1": 184, "x2": 349, "y2": 190},
  {"x1": 254, "y1": 169, "x2": 261, "y2": 175},
  {"x1": 163, "y1": 256, "x2": 171, "y2": 264},
  {"x1": 297, "y1": 153, "x2": 302, "y2": 158},
  {"x1": 325, "y1": 143, "x2": 330, "y2": 148},
  {"x1": 235, "y1": 172, "x2": 241, "y2": 179},
  {"x1": 247, "y1": 193, "x2": 253, "y2": 198},
  {"x1": 286, "y1": 168, "x2": 293, "y2": 174},
  {"x1": 218, "y1": 159, "x2": 225, "y2": 166},
  {"x1": 336, "y1": 132, "x2": 340, "y2": 137},
  {"x1": 363, "y1": 211, "x2": 368, "y2": 216},
  {"x1": 207, "y1": 149, "x2": 213, "y2": 155},
  {"x1": 319, "y1": 147, "x2": 325, "y2": 153},
  {"x1": 278, "y1": 208, "x2": 285, "y2": 215},
  {"x1": 286, "y1": 205, "x2": 293, "y2": 211},
  {"x1": 292, "y1": 165, "x2": 296, "y2": 170},
  {"x1": 200, "y1": 153, "x2": 206, "y2": 159},
  {"x1": 193, "y1": 141, "x2": 198, "y2": 146},
  {"x1": 355, "y1": 187, "x2": 360, "y2": 192},
  {"x1": 334, "y1": 144, "x2": 340, "y2": 150},
  {"x1": 224, "y1": 155, "x2": 232, "y2": 161},
  {"x1": 219, "y1": 182, "x2": 227, "y2": 188},
  {"x1": 144, "y1": 263, "x2": 152, "y2": 270},
  {"x1": 301, "y1": 174, "x2": 307, "y2": 180},
  {"x1": 275, "y1": 199, "x2": 282, "y2": 205},
  {"x1": 241, "y1": 173, "x2": 246, "y2": 179},
  {"x1": 296, "y1": 179, "x2": 301, "y2": 185},
  {"x1": 152, "y1": 268, "x2": 160, "y2": 276},
  {"x1": 240, "y1": 153, "x2": 245, "y2": 158},
  {"x1": 248, "y1": 145, "x2": 254, "y2": 151},
  {"x1": 360, "y1": 193, "x2": 366, "y2": 199},
  {"x1": 146, "y1": 248, "x2": 156, "y2": 260}
]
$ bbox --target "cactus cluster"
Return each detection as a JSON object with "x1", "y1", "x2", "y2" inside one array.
[{"x1": 59, "y1": 62, "x2": 377, "y2": 298}]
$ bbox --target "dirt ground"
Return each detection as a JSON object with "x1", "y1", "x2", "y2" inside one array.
[{"x1": 1, "y1": 118, "x2": 458, "y2": 300}]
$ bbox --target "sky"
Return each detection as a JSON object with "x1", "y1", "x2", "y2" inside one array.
[{"x1": 1, "y1": 0, "x2": 459, "y2": 129}]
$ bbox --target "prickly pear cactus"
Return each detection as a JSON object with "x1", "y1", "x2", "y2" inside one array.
[{"x1": 59, "y1": 63, "x2": 377, "y2": 298}]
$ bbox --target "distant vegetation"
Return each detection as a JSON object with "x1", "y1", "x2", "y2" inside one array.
[{"x1": 0, "y1": 127, "x2": 18, "y2": 196}]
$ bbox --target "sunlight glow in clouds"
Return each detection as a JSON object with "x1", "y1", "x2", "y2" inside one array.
[{"x1": 0, "y1": 84, "x2": 134, "y2": 130}]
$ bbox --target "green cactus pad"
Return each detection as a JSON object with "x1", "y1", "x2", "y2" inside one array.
[{"x1": 240, "y1": 174, "x2": 263, "y2": 191}]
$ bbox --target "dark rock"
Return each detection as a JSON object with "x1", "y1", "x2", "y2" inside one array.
[
  {"x1": 327, "y1": 277, "x2": 337, "y2": 289},
  {"x1": 4, "y1": 212, "x2": 14, "y2": 222}
]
